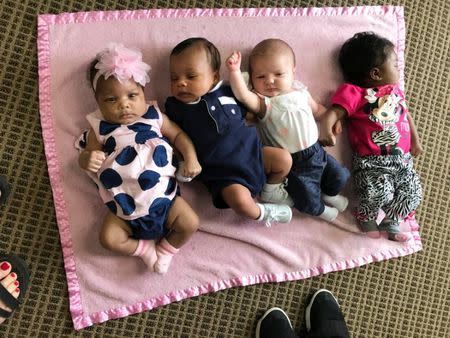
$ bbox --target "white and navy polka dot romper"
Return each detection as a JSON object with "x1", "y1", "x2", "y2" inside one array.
[{"x1": 86, "y1": 102, "x2": 177, "y2": 239}]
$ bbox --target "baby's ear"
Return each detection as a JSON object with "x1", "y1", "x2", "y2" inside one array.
[
  {"x1": 369, "y1": 67, "x2": 382, "y2": 81},
  {"x1": 213, "y1": 71, "x2": 221, "y2": 84}
]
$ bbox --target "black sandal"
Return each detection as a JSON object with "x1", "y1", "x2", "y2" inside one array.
[{"x1": 0, "y1": 253, "x2": 30, "y2": 320}]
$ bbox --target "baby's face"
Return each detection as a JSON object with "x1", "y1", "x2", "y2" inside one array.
[
  {"x1": 169, "y1": 45, "x2": 219, "y2": 103},
  {"x1": 376, "y1": 47, "x2": 400, "y2": 86},
  {"x1": 250, "y1": 52, "x2": 295, "y2": 97},
  {"x1": 95, "y1": 77, "x2": 146, "y2": 125}
]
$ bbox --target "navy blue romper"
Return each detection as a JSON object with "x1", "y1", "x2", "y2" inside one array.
[{"x1": 165, "y1": 83, "x2": 266, "y2": 208}]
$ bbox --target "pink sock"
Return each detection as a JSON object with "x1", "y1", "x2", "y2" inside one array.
[
  {"x1": 154, "y1": 238, "x2": 179, "y2": 274},
  {"x1": 132, "y1": 239, "x2": 158, "y2": 271}
]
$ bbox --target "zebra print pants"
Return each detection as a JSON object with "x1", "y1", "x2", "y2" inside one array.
[{"x1": 352, "y1": 153, "x2": 422, "y2": 222}]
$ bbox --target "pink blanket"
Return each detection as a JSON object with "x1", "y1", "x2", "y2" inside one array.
[{"x1": 37, "y1": 6, "x2": 421, "y2": 330}]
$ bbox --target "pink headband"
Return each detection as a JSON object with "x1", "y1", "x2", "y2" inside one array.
[{"x1": 92, "y1": 43, "x2": 151, "y2": 91}]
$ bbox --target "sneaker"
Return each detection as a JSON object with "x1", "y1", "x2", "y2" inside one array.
[
  {"x1": 305, "y1": 289, "x2": 350, "y2": 338},
  {"x1": 260, "y1": 182, "x2": 294, "y2": 207},
  {"x1": 259, "y1": 203, "x2": 292, "y2": 227},
  {"x1": 255, "y1": 307, "x2": 296, "y2": 338}
]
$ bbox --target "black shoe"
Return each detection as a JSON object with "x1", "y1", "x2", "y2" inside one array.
[
  {"x1": 305, "y1": 289, "x2": 350, "y2": 338},
  {"x1": 255, "y1": 307, "x2": 296, "y2": 338},
  {"x1": 0, "y1": 176, "x2": 10, "y2": 204}
]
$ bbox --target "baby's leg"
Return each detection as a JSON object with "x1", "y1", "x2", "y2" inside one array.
[
  {"x1": 262, "y1": 146, "x2": 291, "y2": 183},
  {"x1": 99, "y1": 213, "x2": 157, "y2": 270},
  {"x1": 260, "y1": 146, "x2": 293, "y2": 205},
  {"x1": 353, "y1": 164, "x2": 394, "y2": 238},
  {"x1": 222, "y1": 184, "x2": 261, "y2": 219},
  {"x1": 222, "y1": 184, "x2": 292, "y2": 227},
  {"x1": 381, "y1": 157, "x2": 422, "y2": 242},
  {"x1": 154, "y1": 197, "x2": 199, "y2": 274}
]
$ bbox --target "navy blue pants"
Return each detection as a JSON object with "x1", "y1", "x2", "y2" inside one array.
[{"x1": 286, "y1": 142, "x2": 350, "y2": 216}]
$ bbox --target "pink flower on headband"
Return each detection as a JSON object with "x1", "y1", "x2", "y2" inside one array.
[{"x1": 92, "y1": 43, "x2": 151, "y2": 90}]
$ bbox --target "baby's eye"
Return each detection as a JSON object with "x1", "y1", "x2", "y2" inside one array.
[
  {"x1": 129, "y1": 93, "x2": 138, "y2": 98},
  {"x1": 104, "y1": 97, "x2": 116, "y2": 102},
  {"x1": 187, "y1": 74, "x2": 197, "y2": 79},
  {"x1": 256, "y1": 75, "x2": 265, "y2": 79},
  {"x1": 276, "y1": 73, "x2": 284, "y2": 77}
]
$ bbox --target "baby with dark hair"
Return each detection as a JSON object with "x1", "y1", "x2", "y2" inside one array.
[
  {"x1": 320, "y1": 32, "x2": 423, "y2": 241},
  {"x1": 165, "y1": 37, "x2": 293, "y2": 227}
]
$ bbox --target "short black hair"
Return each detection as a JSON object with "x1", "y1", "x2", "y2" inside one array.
[
  {"x1": 170, "y1": 37, "x2": 221, "y2": 72},
  {"x1": 338, "y1": 31, "x2": 394, "y2": 87}
]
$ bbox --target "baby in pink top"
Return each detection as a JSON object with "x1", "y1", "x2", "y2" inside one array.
[{"x1": 320, "y1": 32, "x2": 423, "y2": 241}]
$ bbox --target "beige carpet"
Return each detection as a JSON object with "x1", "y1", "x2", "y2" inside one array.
[{"x1": 0, "y1": 0, "x2": 449, "y2": 337}]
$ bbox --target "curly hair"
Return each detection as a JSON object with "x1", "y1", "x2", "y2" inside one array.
[{"x1": 338, "y1": 31, "x2": 394, "y2": 87}]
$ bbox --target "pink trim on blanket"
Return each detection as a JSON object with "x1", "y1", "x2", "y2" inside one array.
[
  {"x1": 38, "y1": 5, "x2": 418, "y2": 330},
  {"x1": 77, "y1": 217, "x2": 421, "y2": 329},
  {"x1": 37, "y1": 17, "x2": 85, "y2": 322},
  {"x1": 38, "y1": 5, "x2": 403, "y2": 25}
]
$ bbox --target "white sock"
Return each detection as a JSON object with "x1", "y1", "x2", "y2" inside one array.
[
  {"x1": 262, "y1": 183, "x2": 279, "y2": 191},
  {"x1": 256, "y1": 203, "x2": 265, "y2": 221},
  {"x1": 322, "y1": 194, "x2": 349, "y2": 212},
  {"x1": 318, "y1": 205, "x2": 339, "y2": 222}
]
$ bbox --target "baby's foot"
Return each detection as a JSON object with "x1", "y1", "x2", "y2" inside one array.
[
  {"x1": 359, "y1": 220, "x2": 381, "y2": 239},
  {"x1": 133, "y1": 240, "x2": 158, "y2": 271},
  {"x1": 380, "y1": 218, "x2": 410, "y2": 242},
  {"x1": 0, "y1": 262, "x2": 20, "y2": 324},
  {"x1": 154, "y1": 238, "x2": 179, "y2": 274},
  {"x1": 387, "y1": 232, "x2": 411, "y2": 242},
  {"x1": 318, "y1": 205, "x2": 339, "y2": 222},
  {"x1": 322, "y1": 194, "x2": 348, "y2": 212}
]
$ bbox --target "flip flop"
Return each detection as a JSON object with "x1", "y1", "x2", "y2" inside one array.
[
  {"x1": 0, "y1": 176, "x2": 10, "y2": 204},
  {"x1": 0, "y1": 253, "x2": 30, "y2": 319}
]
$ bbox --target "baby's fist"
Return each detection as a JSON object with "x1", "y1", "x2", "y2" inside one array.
[{"x1": 226, "y1": 51, "x2": 241, "y2": 71}]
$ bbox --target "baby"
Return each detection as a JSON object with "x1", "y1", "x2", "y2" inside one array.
[
  {"x1": 78, "y1": 43, "x2": 201, "y2": 273},
  {"x1": 319, "y1": 32, "x2": 423, "y2": 241},
  {"x1": 226, "y1": 39, "x2": 350, "y2": 222},
  {"x1": 165, "y1": 37, "x2": 293, "y2": 226}
]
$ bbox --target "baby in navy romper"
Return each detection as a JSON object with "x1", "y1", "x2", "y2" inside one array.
[{"x1": 166, "y1": 37, "x2": 293, "y2": 227}]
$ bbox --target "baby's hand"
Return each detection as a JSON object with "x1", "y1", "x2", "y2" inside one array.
[
  {"x1": 176, "y1": 160, "x2": 202, "y2": 182},
  {"x1": 226, "y1": 51, "x2": 242, "y2": 72},
  {"x1": 410, "y1": 139, "x2": 423, "y2": 157},
  {"x1": 318, "y1": 123, "x2": 337, "y2": 147},
  {"x1": 82, "y1": 150, "x2": 106, "y2": 173}
]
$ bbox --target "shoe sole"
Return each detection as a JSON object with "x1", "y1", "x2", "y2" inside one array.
[
  {"x1": 255, "y1": 307, "x2": 293, "y2": 338},
  {"x1": 305, "y1": 289, "x2": 339, "y2": 331}
]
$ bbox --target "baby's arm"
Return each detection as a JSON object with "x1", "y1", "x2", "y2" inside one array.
[
  {"x1": 318, "y1": 105, "x2": 347, "y2": 146},
  {"x1": 407, "y1": 114, "x2": 423, "y2": 156},
  {"x1": 308, "y1": 93, "x2": 327, "y2": 120},
  {"x1": 226, "y1": 51, "x2": 266, "y2": 118},
  {"x1": 161, "y1": 114, "x2": 201, "y2": 178},
  {"x1": 78, "y1": 128, "x2": 106, "y2": 173},
  {"x1": 309, "y1": 94, "x2": 343, "y2": 142}
]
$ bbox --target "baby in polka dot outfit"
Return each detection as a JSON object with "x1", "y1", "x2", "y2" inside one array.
[{"x1": 78, "y1": 43, "x2": 202, "y2": 274}]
